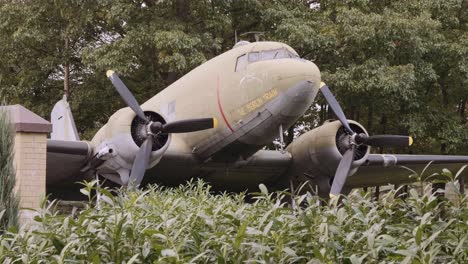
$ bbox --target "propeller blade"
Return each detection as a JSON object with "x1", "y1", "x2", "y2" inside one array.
[
  {"x1": 151, "y1": 118, "x2": 218, "y2": 134},
  {"x1": 128, "y1": 136, "x2": 153, "y2": 188},
  {"x1": 106, "y1": 70, "x2": 149, "y2": 123},
  {"x1": 330, "y1": 145, "x2": 356, "y2": 198},
  {"x1": 320, "y1": 83, "x2": 354, "y2": 134},
  {"x1": 355, "y1": 134, "x2": 413, "y2": 148}
]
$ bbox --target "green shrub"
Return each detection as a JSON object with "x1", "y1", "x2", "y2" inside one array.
[
  {"x1": 0, "y1": 179, "x2": 466, "y2": 263},
  {"x1": 0, "y1": 105, "x2": 19, "y2": 231}
]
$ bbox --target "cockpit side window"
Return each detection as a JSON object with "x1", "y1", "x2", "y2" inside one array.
[
  {"x1": 264, "y1": 48, "x2": 299, "y2": 59},
  {"x1": 287, "y1": 50, "x2": 300, "y2": 58},
  {"x1": 275, "y1": 49, "x2": 288, "y2": 59},
  {"x1": 260, "y1": 48, "x2": 299, "y2": 61},
  {"x1": 261, "y1": 49, "x2": 282, "y2": 60},
  {"x1": 248, "y1": 52, "x2": 260, "y2": 62},
  {"x1": 235, "y1": 54, "x2": 248, "y2": 71}
]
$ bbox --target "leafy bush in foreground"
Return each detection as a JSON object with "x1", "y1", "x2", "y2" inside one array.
[
  {"x1": 0, "y1": 105, "x2": 19, "y2": 231},
  {"x1": 0, "y1": 180, "x2": 466, "y2": 263}
]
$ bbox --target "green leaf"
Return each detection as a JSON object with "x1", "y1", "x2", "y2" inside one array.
[
  {"x1": 283, "y1": 247, "x2": 297, "y2": 257},
  {"x1": 415, "y1": 226, "x2": 422, "y2": 245},
  {"x1": 259, "y1": 184, "x2": 268, "y2": 195},
  {"x1": 235, "y1": 221, "x2": 248, "y2": 250},
  {"x1": 80, "y1": 188, "x2": 90, "y2": 197},
  {"x1": 90, "y1": 252, "x2": 100, "y2": 264},
  {"x1": 126, "y1": 254, "x2": 139, "y2": 264},
  {"x1": 349, "y1": 254, "x2": 367, "y2": 264},
  {"x1": 51, "y1": 236, "x2": 65, "y2": 252}
]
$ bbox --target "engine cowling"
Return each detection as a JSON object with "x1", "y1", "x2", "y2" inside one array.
[
  {"x1": 90, "y1": 108, "x2": 171, "y2": 185},
  {"x1": 285, "y1": 120, "x2": 370, "y2": 197}
]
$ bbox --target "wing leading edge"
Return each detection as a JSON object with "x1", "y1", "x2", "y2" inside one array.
[{"x1": 347, "y1": 154, "x2": 468, "y2": 188}]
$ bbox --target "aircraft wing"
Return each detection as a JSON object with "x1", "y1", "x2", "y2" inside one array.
[
  {"x1": 45, "y1": 138, "x2": 468, "y2": 195},
  {"x1": 46, "y1": 140, "x2": 93, "y2": 188},
  {"x1": 346, "y1": 154, "x2": 468, "y2": 188},
  {"x1": 144, "y1": 149, "x2": 292, "y2": 192},
  {"x1": 200, "y1": 150, "x2": 293, "y2": 191}
]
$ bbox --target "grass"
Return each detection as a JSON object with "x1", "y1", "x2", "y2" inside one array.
[{"x1": 0, "y1": 179, "x2": 466, "y2": 263}]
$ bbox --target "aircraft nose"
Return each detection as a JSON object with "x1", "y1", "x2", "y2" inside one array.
[
  {"x1": 274, "y1": 60, "x2": 321, "y2": 117},
  {"x1": 273, "y1": 59, "x2": 321, "y2": 93},
  {"x1": 281, "y1": 59, "x2": 320, "y2": 82}
]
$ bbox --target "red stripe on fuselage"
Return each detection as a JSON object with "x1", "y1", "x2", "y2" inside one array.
[{"x1": 216, "y1": 76, "x2": 234, "y2": 132}]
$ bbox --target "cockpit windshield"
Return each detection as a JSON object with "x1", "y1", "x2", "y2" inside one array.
[
  {"x1": 235, "y1": 48, "x2": 299, "y2": 71},
  {"x1": 261, "y1": 48, "x2": 298, "y2": 60}
]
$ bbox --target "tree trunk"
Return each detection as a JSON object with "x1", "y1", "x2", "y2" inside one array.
[
  {"x1": 349, "y1": 105, "x2": 356, "y2": 121},
  {"x1": 367, "y1": 105, "x2": 373, "y2": 132},
  {"x1": 440, "y1": 75, "x2": 449, "y2": 107},
  {"x1": 327, "y1": 104, "x2": 333, "y2": 120},
  {"x1": 460, "y1": 97, "x2": 466, "y2": 124},
  {"x1": 460, "y1": 177, "x2": 465, "y2": 195},
  {"x1": 373, "y1": 186, "x2": 380, "y2": 201},
  {"x1": 286, "y1": 125, "x2": 294, "y2": 146},
  {"x1": 174, "y1": 0, "x2": 190, "y2": 20},
  {"x1": 379, "y1": 114, "x2": 387, "y2": 135},
  {"x1": 457, "y1": 97, "x2": 466, "y2": 194},
  {"x1": 143, "y1": 0, "x2": 155, "y2": 7},
  {"x1": 320, "y1": 104, "x2": 327, "y2": 124},
  {"x1": 374, "y1": 115, "x2": 387, "y2": 195},
  {"x1": 166, "y1": 72, "x2": 178, "y2": 85},
  {"x1": 434, "y1": 140, "x2": 447, "y2": 199}
]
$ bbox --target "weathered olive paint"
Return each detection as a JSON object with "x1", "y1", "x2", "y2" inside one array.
[
  {"x1": 90, "y1": 41, "x2": 320, "y2": 183},
  {"x1": 285, "y1": 120, "x2": 369, "y2": 197},
  {"x1": 45, "y1": 41, "x2": 468, "y2": 198}
]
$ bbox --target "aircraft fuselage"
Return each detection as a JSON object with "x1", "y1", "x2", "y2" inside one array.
[{"x1": 92, "y1": 41, "x2": 321, "y2": 187}]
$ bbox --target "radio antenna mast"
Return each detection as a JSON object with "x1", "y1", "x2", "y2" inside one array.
[{"x1": 240, "y1": 31, "x2": 264, "y2": 42}]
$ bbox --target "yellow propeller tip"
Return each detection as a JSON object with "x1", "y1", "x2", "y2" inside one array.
[
  {"x1": 106, "y1": 70, "x2": 115, "y2": 78},
  {"x1": 213, "y1": 118, "x2": 219, "y2": 128},
  {"x1": 320, "y1": 82, "x2": 326, "y2": 88},
  {"x1": 409, "y1": 136, "x2": 413, "y2": 146}
]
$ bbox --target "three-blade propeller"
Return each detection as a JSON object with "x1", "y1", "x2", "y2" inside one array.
[
  {"x1": 320, "y1": 82, "x2": 413, "y2": 198},
  {"x1": 106, "y1": 70, "x2": 217, "y2": 189}
]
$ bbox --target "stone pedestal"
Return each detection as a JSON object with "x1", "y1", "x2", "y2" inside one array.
[{"x1": 5, "y1": 105, "x2": 51, "y2": 224}]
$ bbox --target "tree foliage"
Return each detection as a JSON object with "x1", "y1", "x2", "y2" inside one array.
[
  {"x1": 0, "y1": 0, "x2": 466, "y2": 152},
  {"x1": 0, "y1": 105, "x2": 19, "y2": 231}
]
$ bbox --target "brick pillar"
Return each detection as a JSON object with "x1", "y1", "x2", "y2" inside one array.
[{"x1": 6, "y1": 105, "x2": 51, "y2": 224}]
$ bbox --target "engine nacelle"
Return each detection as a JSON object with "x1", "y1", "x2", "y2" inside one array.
[
  {"x1": 90, "y1": 108, "x2": 171, "y2": 185},
  {"x1": 285, "y1": 120, "x2": 369, "y2": 197}
]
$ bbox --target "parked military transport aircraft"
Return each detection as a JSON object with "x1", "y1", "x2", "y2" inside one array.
[{"x1": 47, "y1": 41, "x2": 468, "y2": 199}]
